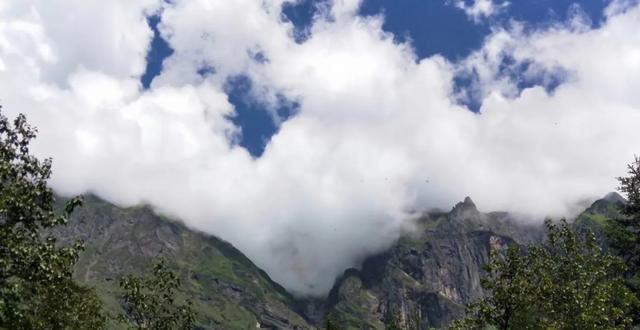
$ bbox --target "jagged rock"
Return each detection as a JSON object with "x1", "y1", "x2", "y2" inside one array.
[
  {"x1": 323, "y1": 198, "x2": 546, "y2": 329},
  {"x1": 449, "y1": 196, "x2": 480, "y2": 221}
]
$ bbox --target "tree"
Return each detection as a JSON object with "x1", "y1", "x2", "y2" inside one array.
[
  {"x1": 30, "y1": 278, "x2": 106, "y2": 329},
  {"x1": 450, "y1": 220, "x2": 637, "y2": 330},
  {"x1": 618, "y1": 156, "x2": 640, "y2": 220},
  {"x1": 606, "y1": 156, "x2": 640, "y2": 324},
  {"x1": 607, "y1": 156, "x2": 640, "y2": 293},
  {"x1": 450, "y1": 244, "x2": 535, "y2": 330},
  {"x1": 118, "y1": 259, "x2": 195, "y2": 329},
  {"x1": 0, "y1": 108, "x2": 105, "y2": 328},
  {"x1": 324, "y1": 314, "x2": 340, "y2": 330}
]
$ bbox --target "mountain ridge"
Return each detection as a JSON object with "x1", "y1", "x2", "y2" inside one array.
[
  {"x1": 53, "y1": 193, "x2": 621, "y2": 329},
  {"x1": 55, "y1": 194, "x2": 313, "y2": 329}
]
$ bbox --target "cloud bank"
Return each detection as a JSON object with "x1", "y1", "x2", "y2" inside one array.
[{"x1": 1, "y1": 0, "x2": 639, "y2": 296}]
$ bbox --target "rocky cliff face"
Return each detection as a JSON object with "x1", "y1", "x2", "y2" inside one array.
[
  {"x1": 323, "y1": 197, "x2": 547, "y2": 329},
  {"x1": 322, "y1": 195, "x2": 622, "y2": 330}
]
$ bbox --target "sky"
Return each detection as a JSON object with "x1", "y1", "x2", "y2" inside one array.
[{"x1": 1, "y1": 0, "x2": 640, "y2": 296}]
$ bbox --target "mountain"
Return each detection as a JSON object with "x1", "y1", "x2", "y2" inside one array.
[
  {"x1": 322, "y1": 195, "x2": 625, "y2": 329},
  {"x1": 321, "y1": 197, "x2": 546, "y2": 329},
  {"x1": 53, "y1": 194, "x2": 623, "y2": 329},
  {"x1": 54, "y1": 195, "x2": 313, "y2": 329},
  {"x1": 574, "y1": 191, "x2": 627, "y2": 247}
]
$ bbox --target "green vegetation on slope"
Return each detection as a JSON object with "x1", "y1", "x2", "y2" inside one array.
[{"x1": 55, "y1": 195, "x2": 312, "y2": 329}]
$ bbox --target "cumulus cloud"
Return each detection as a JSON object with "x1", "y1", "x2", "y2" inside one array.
[{"x1": 1, "y1": 0, "x2": 640, "y2": 296}]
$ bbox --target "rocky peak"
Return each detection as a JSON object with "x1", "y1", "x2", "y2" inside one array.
[
  {"x1": 583, "y1": 191, "x2": 627, "y2": 217},
  {"x1": 603, "y1": 191, "x2": 627, "y2": 204},
  {"x1": 450, "y1": 196, "x2": 479, "y2": 220},
  {"x1": 463, "y1": 196, "x2": 475, "y2": 206}
]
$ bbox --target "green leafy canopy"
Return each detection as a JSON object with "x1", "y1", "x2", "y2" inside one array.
[
  {"x1": 0, "y1": 108, "x2": 105, "y2": 329},
  {"x1": 451, "y1": 220, "x2": 637, "y2": 330},
  {"x1": 118, "y1": 258, "x2": 195, "y2": 330}
]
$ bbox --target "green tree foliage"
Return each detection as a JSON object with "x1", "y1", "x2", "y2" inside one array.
[
  {"x1": 607, "y1": 156, "x2": 640, "y2": 292},
  {"x1": 325, "y1": 314, "x2": 340, "y2": 330},
  {"x1": 31, "y1": 278, "x2": 106, "y2": 329},
  {"x1": 450, "y1": 220, "x2": 637, "y2": 330},
  {"x1": 0, "y1": 108, "x2": 105, "y2": 328},
  {"x1": 118, "y1": 259, "x2": 195, "y2": 329}
]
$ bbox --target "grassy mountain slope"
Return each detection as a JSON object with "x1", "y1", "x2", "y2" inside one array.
[
  {"x1": 574, "y1": 192, "x2": 626, "y2": 246},
  {"x1": 54, "y1": 195, "x2": 312, "y2": 329}
]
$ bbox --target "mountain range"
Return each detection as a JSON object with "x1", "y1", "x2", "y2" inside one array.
[{"x1": 53, "y1": 193, "x2": 623, "y2": 329}]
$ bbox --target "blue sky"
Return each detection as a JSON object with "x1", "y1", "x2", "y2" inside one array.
[{"x1": 143, "y1": 0, "x2": 610, "y2": 157}]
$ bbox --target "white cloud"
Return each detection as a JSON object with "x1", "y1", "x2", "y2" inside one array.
[
  {"x1": 1, "y1": 0, "x2": 639, "y2": 296},
  {"x1": 451, "y1": 0, "x2": 509, "y2": 23}
]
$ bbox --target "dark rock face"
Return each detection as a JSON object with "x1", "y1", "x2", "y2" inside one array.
[
  {"x1": 603, "y1": 192, "x2": 627, "y2": 204},
  {"x1": 323, "y1": 198, "x2": 546, "y2": 329}
]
